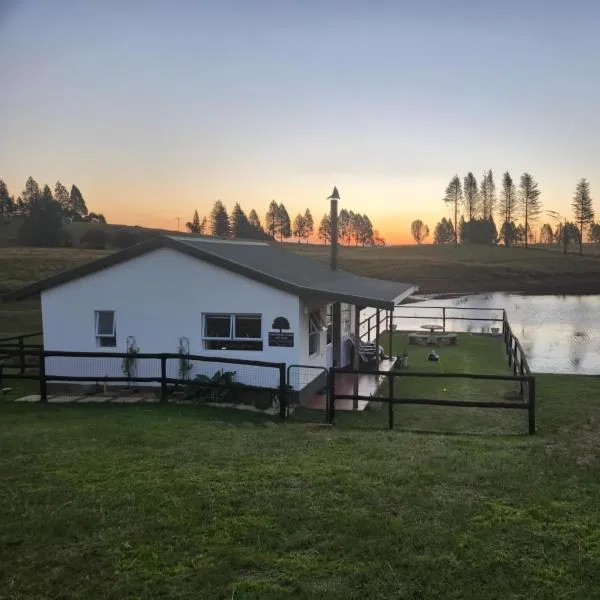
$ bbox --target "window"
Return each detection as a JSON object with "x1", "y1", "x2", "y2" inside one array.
[
  {"x1": 308, "y1": 310, "x2": 325, "y2": 356},
  {"x1": 203, "y1": 314, "x2": 262, "y2": 351},
  {"x1": 95, "y1": 310, "x2": 116, "y2": 347}
]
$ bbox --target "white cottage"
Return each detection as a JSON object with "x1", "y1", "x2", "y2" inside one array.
[{"x1": 4, "y1": 235, "x2": 416, "y2": 399}]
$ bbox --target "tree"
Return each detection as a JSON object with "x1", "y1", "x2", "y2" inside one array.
[
  {"x1": 230, "y1": 203, "x2": 249, "y2": 238},
  {"x1": 292, "y1": 213, "x2": 306, "y2": 242},
  {"x1": 277, "y1": 203, "x2": 291, "y2": 241},
  {"x1": 460, "y1": 218, "x2": 497, "y2": 244},
  {"x1": 70, "y1": 185, "x2": 88, "y2": 218},
  {"x1": 80, "y1": 228, "x2": 110, "y2": 249},
  {"x1": 410, "y1": 219, "x2": 429, "y2": 244},
  {"x1": 54, "y1": 181, "x2": 70, "y2": 214},
  {"x1": 265, "y1": 200, "x2": 279, "y2": 238},
  {"x1": 186, "y1": 210, "x2": 202, "y2": 233},
  {"x1": 539, "y1": 223, "x2": 554, "y2": 245},
  {"x1": 518, "y1": 173, "x2": 542, "y2": 248},
  {"x1": 17, "y1": 186, "x2": 65, "y2": 247},
  {"x1": 318, "y1": 214, "x2": 331, "y2": 244},
  {"x1": 372, "y1": 230, "x2": 386, "y2": 246},
  {"x1": 0, "y1": 179, "x2": 13, "y2": 218},
  {"x1": 338, "y1": 208, "x2": 351, "y2": 245},
  {"x1": 303, "y1": 208, "x2": 314, "y2": 243},
  {"x1": 500, "y1": 172, "x2": 517, "y2": 246},
  {"x1": 248, "y1": 209, "x2": 262, "y2": 231},
  {"x1": 443, "y1": 176, "x2": 462, "y2": 243},
  {"x1": 499, "y1": 221, "x2": 518, "y2": 247},
  {"x1": 21, "y1": 176, "x2": 41, "y2": 214},
  {"x1": 210, "y1": 200, "x2": 230, "y2": 237},
  {"x1": 359, "y1": 214, "x2": 374, "y2": 246},
  {"x1": 480, "y1": 170, "x2": 496, "y2": 219},
  {"x1": 572, "y1": 178, "x2": 595, "y2": 255},
  {"x1": 433, "y1": 218, "x2": 455, "y2": 244},
  {"x1": 463, "y1": 172, "x2": 479, "y2": 221},
  {"x1": 589, "y1": 223, "x2": 600, "y2": 246}
]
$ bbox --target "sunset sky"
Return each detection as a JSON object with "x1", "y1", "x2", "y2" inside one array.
[{"x1": 2, "y1": 0, "x2": 600, "y2": 244}]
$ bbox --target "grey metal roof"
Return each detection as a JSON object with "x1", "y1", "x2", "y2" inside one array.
[{"x1": 2, "y1": 235, "x2": 417, "y2": 309}]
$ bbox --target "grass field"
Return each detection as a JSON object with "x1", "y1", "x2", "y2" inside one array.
[{"x1": 2, "y1": 363, "x2": 600, "y2": 598}]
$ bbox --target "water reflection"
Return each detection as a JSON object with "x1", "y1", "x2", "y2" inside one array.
[{"x1": 371, "y1": 293, "x2": 600, "y2": 375}]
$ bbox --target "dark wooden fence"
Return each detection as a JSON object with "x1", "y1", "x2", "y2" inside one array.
[
  {"x1": 328, "y1": 368, "x2": 536, "y2": 434},
  {"x1": 0, "y1": 332, "x2": 43, "y2": 374},
  {"x1": 0, "y1": 348, "x2": 288, "y2": 418}
]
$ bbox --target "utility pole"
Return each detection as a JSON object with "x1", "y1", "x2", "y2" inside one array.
[{"x1": 176, "y1": 217, "x2": 181, "y2": 232}]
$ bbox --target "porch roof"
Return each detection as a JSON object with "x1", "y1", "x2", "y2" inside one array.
[{"x1": 2, "y1": 235, "x2": 417, "y2": 309}]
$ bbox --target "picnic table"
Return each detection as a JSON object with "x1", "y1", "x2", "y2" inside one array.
[{"x1": 420, "y1": 324, "x2": 444, "y2": 344}]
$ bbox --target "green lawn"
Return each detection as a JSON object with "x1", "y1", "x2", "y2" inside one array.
[{"x1": 2, "y1": 373, "x2": 600, "y2": 599}]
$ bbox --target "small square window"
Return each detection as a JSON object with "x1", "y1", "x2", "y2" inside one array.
[
  {"x1": 234, "y1": 315, "x2": 261, "y2": 339},
  {"x1": 204, "y1": 314, "x2": 231, "y2": 338}
]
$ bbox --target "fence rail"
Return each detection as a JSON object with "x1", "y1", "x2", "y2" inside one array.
[
  {"x1": 329, "y1": 368, "x2": 536, "y2": 434},
  {"x1": 0, "y1": 349, "x2": 288, "y2": 418}
]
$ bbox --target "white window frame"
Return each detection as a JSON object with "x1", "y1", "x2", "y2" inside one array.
[
  {"x1": 95, "y1": 310, "x2": 116, "y2": 347},
  {"x1": 308, "y1": 310, "x2": 325, "y2": 356},
  {"x1": 203, "y1": 314, "x2": 262, "y2": 341}
]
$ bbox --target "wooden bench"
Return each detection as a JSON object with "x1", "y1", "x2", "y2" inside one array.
[
  {"x1": 438, "y1": 333, "x2": 459, "y2": 345},
  {"x1": 408, "y1": 333, "x2": 429, "y2": 345}
]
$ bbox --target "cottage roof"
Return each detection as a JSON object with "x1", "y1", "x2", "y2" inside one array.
[{"x1": 2, "y1": 235, "x2": 416, "y2": 309}]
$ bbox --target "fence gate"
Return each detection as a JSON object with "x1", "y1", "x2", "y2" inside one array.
[{"x1": 286, "y1": 364, "x2": 330, "y2": 423}]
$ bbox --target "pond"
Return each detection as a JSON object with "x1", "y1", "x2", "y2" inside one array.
[{"x1": 371, "y1": 293, "x2": 600, "y2": 375}]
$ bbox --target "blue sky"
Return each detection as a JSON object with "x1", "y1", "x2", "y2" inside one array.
[{"x1": 1, "y1": 0, "x2": 599, "y2": 240}]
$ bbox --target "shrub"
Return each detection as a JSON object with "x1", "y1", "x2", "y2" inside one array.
[{"x1": 79, "y1": 228, "x2": 110, "y2": 249}]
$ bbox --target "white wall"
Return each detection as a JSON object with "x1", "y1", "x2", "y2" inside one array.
[{"x1": 41, "y1": 247, "x2": 302, "y2": 388}]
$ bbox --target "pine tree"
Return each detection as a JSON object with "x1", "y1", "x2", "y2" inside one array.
[
  {"x1": 18, "y1": 184, "x2": 65, "y2": 246},
  {"x1": 265, "y1": 200, "x2": 279, "y2": 238},
  {"x1": 200, "y1": 216, "x2": 207, "y2": 234},
  {"x1": 480, "y1": 170, "x2": 495, "y2": 219},
  {"x1": 278, "y1": 203, "x2": 291, "y2": 241},
  {"x1": 519, "y1": 173, "x2": 542, "y2": 248},
  {"x1": 500, "y1": 172, "x2": 517, "y2": 246},
  {"x1": 54, "y1": 181, "x2": 70, "y2": 214},
  {"x1": 572, "y1": 178, "x2": 595, "y2": 255},
  {"x1": 0, "y1": 179, "x2": 13, "y2": 218},
  {"x1": 443, "y1": 175, "x2": 462, "y2": 243},
  {"x1": 463, "y1": 173, "x2": 479, "y2": 221},
  {"x1": 318, "y1": 214, "x2": 331, "y2": 244},
  {"x1": 230, "y1": 202, "x2": 249, "y2": 238},
  {"x1": 70, "y1": 185, "x2": 88, "y2": 217},
  {"x1": 248, "y1": 209, "x2": 262, "y2": 231},
  {"x1": 186, "y1": 210, "x2": 202, "y2": 233},
  {"x1": 210, "y1": 200, "x2": 230, "y2": 237},
  {"x1": 21, "y1": 176, "x2": 40, "y2": 214},
  {"x1": 303, "y1": 208, "x2": 314, "y2": 243},
  {"x1": 292, "y1": 213, "x2": 306, "y2": 242},
  {"x1": 433, "y1": 218, "x2": 455, "y2": 244}
]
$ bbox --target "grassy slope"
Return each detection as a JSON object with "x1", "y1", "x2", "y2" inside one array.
[{"x1": 2, "y1": 368, "x2": 600, "y2": 599}]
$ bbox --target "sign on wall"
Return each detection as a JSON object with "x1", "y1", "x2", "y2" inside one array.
[{"x1": 269, "y1": 316, "x2": 294, "y2": 347}]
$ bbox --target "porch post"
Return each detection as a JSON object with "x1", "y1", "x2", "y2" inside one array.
[
  {"x1": 375, "y1": 308, "x2": 380, "y2": 357},
  {"x1": 353, "y1": 304, "x2": 360, "y2": 410}
]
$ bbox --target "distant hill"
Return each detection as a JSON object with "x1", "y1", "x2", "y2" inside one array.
[{"x1": 0, "y1": 216, "x2": 187, "y2": 249}]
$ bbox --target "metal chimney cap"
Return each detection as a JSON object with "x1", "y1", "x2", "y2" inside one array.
[{"x1": 328, "y1": 186, "x2": 340, "y2": 200}]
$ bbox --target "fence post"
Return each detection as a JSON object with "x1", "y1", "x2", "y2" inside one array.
[
  {"x1": 39, "y1": 350, "x2": 47, "y2": 403},
  {"x1": 160, "y1": 356, "x2": 167, "y2": 404},
  {"x1": 442, "y1": 307, "x2": 446, "y2": 332},
  {"x1": 388, "y1": 307, "x2": 394, "y2": 358},
  {"x1": 19, "y1": 336, "x2": 25, "y2": 374},
  {"x1": 388, "y1": 373, "x2": 394, "y2": 430},
  {"x1": 375, "y1": 308, "x2": 380, "y2": 354},
  {"x1": 519, "y1": 357, "x2": 525, "y2": 395},
  {"x1": 512, "y1": 343, "x2": 518, "y2": 375},
  {"x1": 278, "y1": 363, "x2": 287, "y2": 419},
  {"x1": 528, "y1": 377, "x2": 536, "y2": 435},
  {"x1": 328, "y1": 367, "x2": 336, "y2": 424}
]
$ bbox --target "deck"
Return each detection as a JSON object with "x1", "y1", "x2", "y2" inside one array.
[{"x1": 302, "y1": 357, "x2": 397, "y2": 411}]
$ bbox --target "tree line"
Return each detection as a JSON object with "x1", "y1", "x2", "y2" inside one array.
[
  {"x1": 0, "y1": 176, "x2": 104, "y2": 247},
  {"x1": 186, "y1": 201, "x2": 384, "y2": 246},
  {"x1": 409, "y1": 170, "x2": 596, "y2": 255}
]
